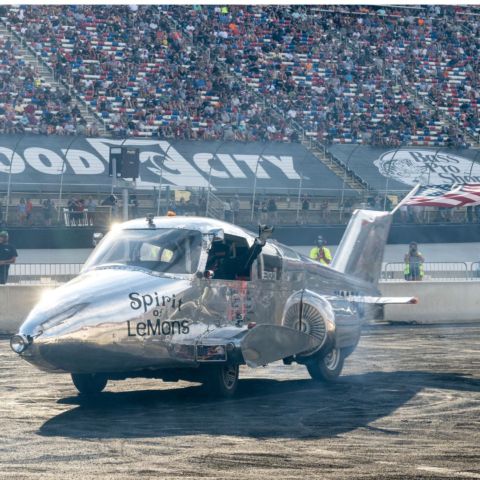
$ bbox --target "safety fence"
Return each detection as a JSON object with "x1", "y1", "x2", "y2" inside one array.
[
  {"x1": 7, "y1": 263, "x2": 83, "y2": 285},
  {"x1": 382, "y1": 262, "x2": 480, "y2": 282},
  {"x1": 4, "y1": 261, "x2": 480, "y2": 285}
]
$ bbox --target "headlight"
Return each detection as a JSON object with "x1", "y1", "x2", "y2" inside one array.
[
  {"x1": 41, "y1": 303, "x2": 87, "y2": 331},
  {"x1": 10, "y1": 334, "x2": 29, "y2": 354}
]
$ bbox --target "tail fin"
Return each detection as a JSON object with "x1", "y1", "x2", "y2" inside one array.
[{"x1": 331, "y1": 209, "x2": 392, "y2": 285}]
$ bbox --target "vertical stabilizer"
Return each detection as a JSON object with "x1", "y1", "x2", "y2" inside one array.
[{"x1": 331, "y1": 210, "x2": 392, "y2": 285}]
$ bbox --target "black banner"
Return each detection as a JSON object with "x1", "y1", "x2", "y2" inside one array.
[
  {"x1": 0, "y1": 135, "x2": 354, "y2": 195},
  {"x1": 328, "y1": 145, "x2": 480, "y2": 192}
]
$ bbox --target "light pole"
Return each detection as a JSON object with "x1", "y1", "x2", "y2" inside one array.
[
  {"x1": 250, "y1": 142, "x2": 269, "y2": 222},
  {"x1": 295, "y1": 171, "x2": 303, "y2": 224},
  {"x1": 205, "y1": 140, "x2": 227, "y2": 217},
  {"x1": 250, "y1": 156, "x2": 262, "y2": 222},
  {"x1": 5, "y1": 134, "x2": 25, "y2": 224},
  {"x1": 426, "y1": 145, "x2": 444, "y2": 186},
  {"x1": 57, "y1": 136, "x2": 79, "y2": 224},
  {"x1": 156, "y1": 158, "x2": 165, "y2": 216},
  {"x1": 383, "y1": 144, "x2": 405, "y2": 211},
  {"x1": 156, "y1": 143, "x2": 173, "y2": 216},
  {"x1": 205, "y1": 163, "x2": 213, "y2": 216},
  {"x1": 339, "y1": 143, "x2": 361, "y2": 222},
  {"x1": 468, "y1": 149, "x2": 480, "y2": 179}
]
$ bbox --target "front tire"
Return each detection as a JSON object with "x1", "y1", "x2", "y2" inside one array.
[
  {"x1": 307, "y1": 348, "x2": 344, "y2": 382},
  {"x1": 203, "y1": 364, "x2": 239, "y2": 398},
  {"x1": 71, "y1": 373, "x2": 108, "y2": 395}
]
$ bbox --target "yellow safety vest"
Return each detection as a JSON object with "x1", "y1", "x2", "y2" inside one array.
[
  {"x1": 309, "y1": 246, "x2": 332, "y2": 265},
  {"x1": 404, "y1": 252, "x2": 424, "y2": 277}
]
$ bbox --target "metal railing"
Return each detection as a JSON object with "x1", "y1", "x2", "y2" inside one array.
[
  {"x1": 7, "y1": 263, "x2": 83, "y2": 285},
  {"x1": 381, "y1": 262, "x2": 478, "y2": 281},
  {"x1": 4, "y1": 260, "x2": 480, "y2": 286}
]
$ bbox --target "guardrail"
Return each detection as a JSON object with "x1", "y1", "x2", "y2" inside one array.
[
  {"x1": 8, "y1": 263, "x2": 83, "y2": 285},
  {"x1": 4, "y1": 261, "x2": 480, "y2": 285},
  {"x1": 382, "y1": 262, "x2": 480, "y2": 281}
]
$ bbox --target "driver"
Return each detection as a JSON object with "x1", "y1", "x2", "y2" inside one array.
[{"x1": 206, "y1": 242, "x2": 229, "y2": 278}]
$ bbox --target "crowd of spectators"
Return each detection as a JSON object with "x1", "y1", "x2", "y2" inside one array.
[
  {"x1": 0, "y1": 5, "x2": 478, "y2": 146},
  {"x1": 0, "y1": 34, "x2": 95, "y2": 135}
]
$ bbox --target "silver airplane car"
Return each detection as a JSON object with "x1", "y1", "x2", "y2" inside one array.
[{"x1": 10, "y1": 208, "x2": 415, "y2": 398}]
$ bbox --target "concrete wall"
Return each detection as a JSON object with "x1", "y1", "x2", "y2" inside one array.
[
  {"x1": 380, "y1": 281, "x2": 480, "y2": 323},
  {"x1": 1, "y1": 281, "x2": 479, "y2": 335},
  {"x1": 0, "y1": 286, "x2": 52, "y2": 334}
]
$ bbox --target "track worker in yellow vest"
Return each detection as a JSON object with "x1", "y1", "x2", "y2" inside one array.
[
  {"x1": 404, "y1": 241, "x2": 424, "y2": 281},
  {"x1": 309, "y1": 235, "x2": 332, "y2": 266}
]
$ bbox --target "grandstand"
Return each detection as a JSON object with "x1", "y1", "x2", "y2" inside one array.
[{"x1": 0, "y1": 5, "x2": 478, "y2": 227}]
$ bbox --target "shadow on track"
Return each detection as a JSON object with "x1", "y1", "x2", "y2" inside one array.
[{"x1": 38, "y1": 370, "x2": 480, "y2": 440}]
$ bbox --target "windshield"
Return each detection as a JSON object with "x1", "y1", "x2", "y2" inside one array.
[{"x1": 83, "y1": 228, "x2": 203, "y2": 275}]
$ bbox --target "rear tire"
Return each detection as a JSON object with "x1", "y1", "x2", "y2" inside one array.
[
  {"x1": 203, "y1": 364, "x2": 239, "y2": 398},
  {"x1": 71, "y1": 373, "x2": 108, "y2": 395},
  {"x1": 307, "y1": 348, "x2": 344, "y2": 382}
]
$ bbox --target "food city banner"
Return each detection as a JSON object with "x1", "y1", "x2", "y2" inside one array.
[
  {"x1": 327, "y1": 145, "x2": 480, "y2": 192},
  {"x1": 0, "y1": 135, "x2": 352, "y2": 195}
]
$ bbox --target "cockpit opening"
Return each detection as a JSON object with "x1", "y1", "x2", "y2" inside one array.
[{"x1": 205, "y1": 234, "x2": 254, "y2": 281}]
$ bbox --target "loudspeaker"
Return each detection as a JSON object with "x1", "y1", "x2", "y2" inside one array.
[
  {"x1": 109, "y1": 147, "x2": 123, "y2": 177},
  {"x1": 109, "y1": 146, "x2": 140, "y2": 179},
  {"x1": 121, "y1": 147, "x2": 140, "y2": 179}
]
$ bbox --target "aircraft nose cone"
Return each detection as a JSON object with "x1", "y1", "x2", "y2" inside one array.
[{"x1": 13, "y1": 268, "x2": 191, "y2": 373}]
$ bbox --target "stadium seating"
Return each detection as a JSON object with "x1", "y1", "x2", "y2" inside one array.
[{"x1": 1, "y1": 5, "x2": 478, "y2": 145}]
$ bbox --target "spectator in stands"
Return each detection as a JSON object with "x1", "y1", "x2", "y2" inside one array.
[
  {"x1": 260, "y1": 199, "x2": 268, "y2": 223},
  {"x1": 42, "y1": 198, "x2": 55, "y2": 226},
  {"x1": 17, "y1": 198, "x2": 26, "y2": 225},
  {"x1": 267, "y1": 197, "x2": 278, "y2": 223},
  {"x1": 0, "y1": 231, "x2": 17, "y2": 284},
  {"x1": 301, "y1": 195, "x2": 310, "y2": 224},
  {"x1": 404, "y1": 242, "x2": 424, "y2": 281},
  {"x1": 86, "y1": 196, "x2": 97, "y2": 225},
  {"x1": 101, "y1": 194, "x2": 118, "y2": 219},
  {"x1": 3, "y1": 5, "x2": 479, "y2": 144},
  {"x1": 224, "y1": 198, "x2": 232, "y2": 222},
  {"x1": 129, "y1": 194, "x2": 139, "y2": 219},
  {"x1": 232, "y1": 195, "x2": 240, "y2": 224},
  {"x1": 475, "y1": 204, "x2": 480, "y2": 223},
  {"x1": 25, "y1": 198, "x2": 33, "y2": 225}
]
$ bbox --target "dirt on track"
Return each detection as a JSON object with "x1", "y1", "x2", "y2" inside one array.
[{"x1": 1, "y1": 323, "x2": 480, "y2": 480}]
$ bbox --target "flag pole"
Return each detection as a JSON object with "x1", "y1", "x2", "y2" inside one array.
[{"x1": 391, "y1": 183, "x2": 422, "y2": 215}]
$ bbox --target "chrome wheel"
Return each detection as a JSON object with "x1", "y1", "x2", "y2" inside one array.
[
  {"x1": 203, "y1": 363, "x2": 240, "y2": 398},
  {"x1": 222, "y1": 364, "x2": 238, "y2": 390},
  {"x1": 306, "y1": 348, "x2": 345, "y2": 383},
  {"x1": 323, "y1": 348, "x2": 341, "y2": 371}
]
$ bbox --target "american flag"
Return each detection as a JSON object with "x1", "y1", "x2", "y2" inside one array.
[{"x1": 404, "y1": 184, "x2": 480, "y2": 207}]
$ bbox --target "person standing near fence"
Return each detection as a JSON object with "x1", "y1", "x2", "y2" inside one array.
[
  {"x1": 0, "y1": 231, "x2": 17, "y2": 285},
  {"x1": 404, "y1": 242, "x2": 424, "y2": 281}
]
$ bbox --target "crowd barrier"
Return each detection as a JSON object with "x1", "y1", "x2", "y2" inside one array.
[
  {"x1": 8, "y1": 263, "x2": 83, "y2": 285},
  {"x1": 5, "y1": 262, "x2": 480, "y2": 286},
  {"x1": 382, "y1": 262, "x2": 480, "y2": 281}
]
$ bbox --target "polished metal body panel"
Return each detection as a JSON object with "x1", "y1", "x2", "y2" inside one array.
[{"x1": 14, "y1": 212, "x2": 394, "y2": 376}]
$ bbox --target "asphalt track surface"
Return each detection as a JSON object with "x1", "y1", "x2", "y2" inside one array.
[{"x1": 1, "y1": 324, "x2": 480, "y2": 480}]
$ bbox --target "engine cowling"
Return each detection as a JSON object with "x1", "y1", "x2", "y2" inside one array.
[{"x1": 282, "y1": 290, "x2": 336, "y2": 357}]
